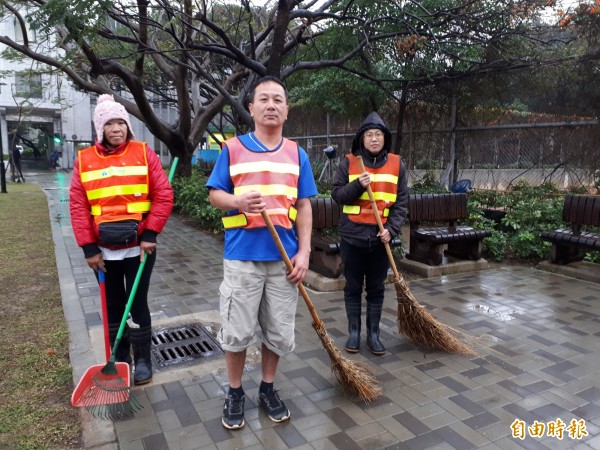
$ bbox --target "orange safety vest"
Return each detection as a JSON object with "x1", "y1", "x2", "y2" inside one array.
[
  {"x1": 342, "y1": 153, "x2": 400, "y2": 225},
  {"x1": 222, "y1": 137, "x2": 299, "y2": 230},
  {"x1": 78, "y1": 141, "x2": 151, "y2": 225}
]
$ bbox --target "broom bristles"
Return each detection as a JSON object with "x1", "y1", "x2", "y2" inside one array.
[
  {"x1": 394, "y1": 281, "x2": 476, "y2": 355},
  {"x1": 312, "y1": 322, "x2": 382, "y2": 402}
]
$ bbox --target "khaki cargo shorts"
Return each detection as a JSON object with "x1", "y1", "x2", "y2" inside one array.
[{"x1": 218, "y1": 259, "x2": 299, "y2": 356}]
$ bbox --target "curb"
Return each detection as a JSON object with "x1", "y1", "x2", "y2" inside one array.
[{"x1": 44, "y1": 182, "x2": 119, "y2": 449}]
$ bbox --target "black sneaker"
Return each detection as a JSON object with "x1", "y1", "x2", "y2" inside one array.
[
  {"x1": 222, "y1": 392, "x2": 245, "y2": 430},
  {"x1": 258, "y1": 390, "x2": 290, "y2": 423}
]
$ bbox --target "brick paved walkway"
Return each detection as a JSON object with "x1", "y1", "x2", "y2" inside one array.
[{"x1": 31, "y1": 169, "x2": 600, "y2": 450}]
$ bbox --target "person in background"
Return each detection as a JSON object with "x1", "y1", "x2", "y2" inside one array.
[
  {"x1": 207, "y1": 76, "x2": 318, "y2": 430},
  {"x1": 331, "y1": 111, "x2": 408, "y2": 356},
  {"x1": 69, "y1": 94, "x2": 173, "y2": 385},
  {"x1": 50, "y1": 149, "x2": 60, "y2": 169},
  {"x1": 12, "y1": 145, "x2": 25, "y2": 183}
]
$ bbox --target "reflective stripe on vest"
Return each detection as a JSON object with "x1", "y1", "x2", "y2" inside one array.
[
  {"x1": 343, "y1": 205, "x2": 390, "y2": 217},
  {"x1": 343, "y1": 153, "x2": 400, "y2": 225},
  {"x1": 90, "y1": 201, "x2": 152, "y2": 216},
  {"x1": 223, "y1": 136, "x2": 300, "y2": 230},
  {"x1": 222, "y1": 206, "x2": 298, "y2": 230},
  {"x1": 78, "y1": 141, "x2": 150, "y2": 225}
]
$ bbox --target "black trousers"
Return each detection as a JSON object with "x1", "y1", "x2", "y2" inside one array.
[
  {"x1": 340, "y1": 240, "x2": 389, "y2": 309},
  {"x1": 97, "y1": 251, "x2": 157, "y2": 327}
]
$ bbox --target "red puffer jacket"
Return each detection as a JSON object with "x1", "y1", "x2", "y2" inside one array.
[{"x1": 69, "y1": 140, "x2": 174, "y2": 257}]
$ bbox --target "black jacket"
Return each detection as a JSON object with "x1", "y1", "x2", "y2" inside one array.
[{"x1": 331, "y1": 112, "x2": 408, "y2": 248}]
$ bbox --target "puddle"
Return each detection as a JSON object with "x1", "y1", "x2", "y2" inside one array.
[{"x1": 468, "y1": 304, "x2": 516, "y2": 321}]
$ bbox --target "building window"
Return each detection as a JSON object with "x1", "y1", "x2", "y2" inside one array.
[
  {"x1": 14, "y1": 19, "x2": 37, "y2": 43},
  {"x1": 15, "y1": 73, "x2": 43, "y2": 98}
]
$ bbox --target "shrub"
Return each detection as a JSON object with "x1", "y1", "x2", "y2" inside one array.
[
  {"x1": 171, "y1": 168, "x2": 223, "y2": 233},
  {"x1": 482, "y1": 230, "x2": 509, "y2": 262},
  {"x1": 500, "y1": 182, "x2": 563, "y2": 260},
  {"x1": 586, "y1": 251, "x2": 600, "y2": 264},
  {"x1": 458, "y1": 181, "x2": 565, "y2": 262},
  {"x1": 315, "y1": 180, "x2": 332, "y2": 195},
  {"x1": 410, "y1": 171, "x2": 447, "y2": 194},
  {"x1": 463, "y1": 196, "x2": 507, "y2": 261}
]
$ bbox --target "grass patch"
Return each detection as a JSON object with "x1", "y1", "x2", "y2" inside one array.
[{"x1": 0, "y1": 183, "x2": 82, "y2": 449}]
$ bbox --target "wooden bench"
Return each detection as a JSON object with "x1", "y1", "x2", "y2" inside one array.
[
  {"x1": 309, "y1": 197, "x2": 402, "y2": 278},
  {"x1": 541, "y1": 195, "x2": 600, "y2": 265},
  {"x1": 406, "y1": 193, "x2": 492, "y2": 266},
  {"x1": 309, "y1": 197, "x2": 344, "y2": 278}
]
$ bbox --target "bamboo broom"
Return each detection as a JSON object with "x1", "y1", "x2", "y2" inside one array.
[
  {"x1": 356, "y1": 156, "x2": 475, "y2": 355},
  {"x1": 261, "y1": 210, "x2": 382, "y2": 402}
]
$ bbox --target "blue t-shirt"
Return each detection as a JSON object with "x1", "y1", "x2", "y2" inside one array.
[{"x1": 206, "y1": 133, "x2": 318, "y2": 261}]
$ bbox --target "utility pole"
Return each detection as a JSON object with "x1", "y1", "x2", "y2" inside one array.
[
  {"x1": 0, "y1": 110, "x2": 6, "y2": 193},
  {"x1": 0, "y1": 87, "x2": 7, "y2": 192}
]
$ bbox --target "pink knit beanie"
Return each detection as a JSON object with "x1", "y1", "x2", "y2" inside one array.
[{"x1": 94, "y1": 94, "x2": 135, "y2": 141}]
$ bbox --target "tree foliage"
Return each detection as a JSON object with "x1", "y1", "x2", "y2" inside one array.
[
  {"x1": 0, "y1": 0, "x2": 579, "y2": 176},
  {"x1": 286, "y1": 0, "x2": 571, "y2": 143}
]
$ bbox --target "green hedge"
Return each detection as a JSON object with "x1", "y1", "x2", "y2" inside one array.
[{"x1": 171, "y1": 168, "x2": 223, "y2": 234}]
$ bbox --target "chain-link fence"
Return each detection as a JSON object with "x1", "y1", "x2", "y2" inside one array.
[{"x1": 291, "y1": 121, "x2": 600, "y2": 193}]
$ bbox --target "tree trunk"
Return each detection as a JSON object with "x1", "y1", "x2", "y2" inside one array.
[
  {"x1": 266, "y1": 0, "x2": 291, "y2": 77},
  {"x1": 175, "y1": 151, "x2": 195, "y2": 177},
  {"x1": 162, "y1": 132, "x2": 196, "y2": 177}
]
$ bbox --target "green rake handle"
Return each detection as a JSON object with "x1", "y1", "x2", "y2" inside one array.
[
  {"x1": 167, "y1": 157, "x2": 178, "y2": 181},
  {"x1": 108, "y1": 156, "x2": 179, "y2": 363},
  {"x1": 109, "y1": 255, "x2": 147, "y2": 363}
]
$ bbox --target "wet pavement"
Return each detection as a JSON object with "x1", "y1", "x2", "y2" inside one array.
[{"x1": 31, "y1": 169, "x2": 600, "y2": 449}]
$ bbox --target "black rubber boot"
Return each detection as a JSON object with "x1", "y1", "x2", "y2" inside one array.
[
  {"x1": 108, "y1": 323, "x2": 132, "y2": 364},
  {"x1": 366, "y1": 304, "x2": 385, "y2": 355},
  {"x1": 345, "y1": 303, "x2": 361, "y2": 353},
  {"x1": 130, "y1": 326, "x2": 153, "y2": 385}
]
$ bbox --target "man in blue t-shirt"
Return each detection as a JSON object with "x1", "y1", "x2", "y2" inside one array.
[{"x1": 206, "y1": 76, "x2": 317, "y2": 430}]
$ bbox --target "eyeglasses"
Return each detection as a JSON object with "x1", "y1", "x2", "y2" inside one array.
[{"x1": 364, "y1": 131, "x2": 384, "y2": 140}]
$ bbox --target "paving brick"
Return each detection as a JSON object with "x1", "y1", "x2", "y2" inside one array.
[{"x1": 274, "y1": 422, "x2": 308, "y2": 447}]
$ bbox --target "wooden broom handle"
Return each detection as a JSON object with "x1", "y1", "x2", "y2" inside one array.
[
  {"x1": 261, "y1": 210, "x2": 325, "y2": 328},
  {"x1": 356, "y1": 156, "x2": 402, "y2": 281}
]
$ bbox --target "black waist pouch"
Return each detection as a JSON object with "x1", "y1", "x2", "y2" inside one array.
[{"x1": 98, "y1": 220, "x2": 139, "y2": 246}]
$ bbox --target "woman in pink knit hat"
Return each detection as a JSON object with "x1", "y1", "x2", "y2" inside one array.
[{"x1": 69, "y1": 94, "x2": 174, "y2": 385}]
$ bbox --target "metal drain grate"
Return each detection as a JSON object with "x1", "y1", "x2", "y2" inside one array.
[{"x1": 151, "y1": 323, "x2": 223, "y2": 368}]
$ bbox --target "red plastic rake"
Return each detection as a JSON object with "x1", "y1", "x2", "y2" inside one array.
[{"x1": 71, "y1": 264, "x2": 144, "y2": 419}]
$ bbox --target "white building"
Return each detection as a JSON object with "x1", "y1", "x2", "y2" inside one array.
[{"x1": 0, "y1": 15, "x2": 169, "y2": 169}]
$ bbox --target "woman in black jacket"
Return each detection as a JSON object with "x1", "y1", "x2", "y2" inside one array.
[{"x1": 331, "y1": 112, "x2": 408, "y2": 355}]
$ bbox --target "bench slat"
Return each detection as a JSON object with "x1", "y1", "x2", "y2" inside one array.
[
  {"x1": 563, "y1": 195, "x2": 576, "y2": 224},
  {"x1": 589, "y1": 196, "x2": 600, "y2": 227}
]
